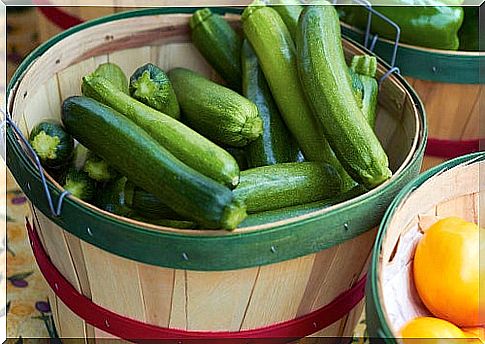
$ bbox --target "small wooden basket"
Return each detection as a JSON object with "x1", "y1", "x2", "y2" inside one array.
[
  {"x1": 366, "y1": 151, "x2": 484, "y2": 342},
  {"x1": 7, "y1": 7, "x2": 426, "y2": 342}
]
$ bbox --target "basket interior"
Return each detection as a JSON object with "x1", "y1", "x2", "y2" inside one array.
[
  {"x1": 377, "y1": 158, "x2": 483, "y2": 335},
  {"x1": 8, "y1": 11, "x2": 421, "y2": 232}
]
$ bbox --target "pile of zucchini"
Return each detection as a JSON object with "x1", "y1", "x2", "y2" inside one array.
[{"x1": 28, "y1": 1, "x2": 391, "y2": 231}]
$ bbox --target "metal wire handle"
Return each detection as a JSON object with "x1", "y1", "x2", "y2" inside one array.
[{"x1": 1, "y1": 109, "x2": 70, "y2": 217}]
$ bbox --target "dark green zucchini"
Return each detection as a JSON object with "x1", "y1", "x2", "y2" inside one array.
[
  {"x1": 81, "y1": 74, "x2": 240, "y2": 188},
  {"x1": 241, "y1": 3, "x2": 356, "y2": 190},
  {"x1": 241, "y1": 39, "x2": 300, "y2": 168},
  {"x1": 63, "y1": 167, "x2": 96, "y2": 201},
  {"x1": 169, "y1": 68, "x2": 262, "y2": 147},
  {"x1": 296, "y1": 4, "x2": 392, "y2": 188},
  {"x1": 29, "y1": 121, "x2": 74, "y2": 169},
  {"x1": 129, "y1": 63, "x2": 180, "y2": 119},
  {"x1": 83, "y1": 152, "x2": 118, "y2": 182},
  {"x1": 239, "y1": 185, "x2": 366, "y2": 227},
  {"x1": 270, "y1": 0, "x2": 303, "y2": 40},
  {"x1": 125, "y1": 182, "x2": 181, "y2": 220},
  {"x1": 94, "y1": 176, "x2": 134, "y2": 217},
  {"x1": 62, "y1": 96, "x2": 247, "y2": 230},
  {"x1": 233, "y1": 162, "x2": 342, "y2": 213},
  {"x1": 92, "y1": 62, "x2": 129, "y2": 94},
  {"x1": 190, "y1": 8, "x2": 242, "y2": 91}
]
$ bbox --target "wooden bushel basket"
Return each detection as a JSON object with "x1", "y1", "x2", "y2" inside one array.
[
  {"x1": 7, "y1": 8, "x2": 426, "y2": 342},
  {"x1": 342, "y1": 24, "x2": 483, "y2": 171},
  {"x1": 365, "y1": 151, "x2": 484, "y2": 342}
]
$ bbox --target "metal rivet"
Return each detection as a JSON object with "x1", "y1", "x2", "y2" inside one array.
[
  {"x1": 55, "y1": 59, "x2": 60, "y2": 64},
  {"x1": 182, "y1": 252, "x2": 189, "y2": 261},
  {"x1": 432, "y1": 66, "x2": 437, "y2": 73},
  {"x1": 344, "y1": 223, "x2": 349, "y2": 231},
  {"x1": 54, "y1": 283, "x2": 59, "y2": 291},
  {"x1": 313, "y1": 322, "x2": 317, "y2": 328},
  {"x1": 23, "y1": 91, "x2": 27, "y2": 98},
  {"x1": 105, "y1": 319, "x2": 110, "y2": 328},
  {"x1": 270, "y1": 246, "x2": 276, "y2": 253},
  {"x1": 87, "y1": 227, "x2": 93, "y2": 236},
  {"x1": 26, "y1": 182, "x2": 31, "y2": 190}
]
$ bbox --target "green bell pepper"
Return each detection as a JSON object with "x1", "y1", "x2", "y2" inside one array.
[{"x1": 340, "y1": 0, "x2": 464, "y2": 51}]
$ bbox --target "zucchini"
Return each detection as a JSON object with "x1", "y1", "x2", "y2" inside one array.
[
  {"x1": 239, "y1": 185, "x2": 366, "y2": 227},
  {"x1": 129, "y1": 63, "x2": 180, "y2": 119},
  {"x1": 93, "y1": 62, "x2": 129, "y2": 94},
  {"x1": 241, "y1": 3, "x2": 356, "y2": 190},
  {"x1": 233, "y1": 162, "x2": 342, "y2": 213},
  {"x1": 81, "y1": 75, "x2": 240, "y2": 188},
  {"x1": 190, "y1": 8, "x2": 242, "y2": 91},
  {"x1": 348, "y1": 68, "x2": 364, "y2": 109},
  {"x1": 351, "y1": 55, "x2": 379, "y2": 129},
  {"x1": 63, "y1": 167, "x2": 96, "y2": 201},
  {"x1": 241, "y1": 39, "x2": 300, "y2": 168},
  {"x1": 94, "y1": 176, "x2": 134, "y2": 217},
  {"x1": 83, "y1": 152, "x2": 118, "y2": 182},
  {"x1": 224, "y1": 147, "x2": 248, "y2": 171},
  {"x1": 270, "y1": 0, "x2": 303, "y2": 40},
  {"x1": 296, "y1": 4, "x2": 392, "y2": 188},
  {"x1": 126, "y1": 182, "x2": 182, "y2": 220},
  {"x1": 169, "y1": 68, "x2": 262, "y2": 147},
  {"x1": 29, "y1": 121, "x2": 74, "y2": 169},
  {"x1": 62, "y1": 96, "x2": 247, "y2": 230}
]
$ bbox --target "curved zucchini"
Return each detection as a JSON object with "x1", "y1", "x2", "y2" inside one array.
[
  {"x1": 190, "y1": 8, "x2": 242, "y2": 91},
  {"x1": 93, "y1": 62, "x2": 129, "y2": 94},
  {"x1": 296, "y1": 4, "x2": 391, "y2": 188},
  {"x1": 169, "y1": 68, "x2": 262, "y2": 147},
  {"x1": 29, "y1": 121, "x2": 74, "y2": 169},
  {"x1": 82, "y1": 75, "x2": 240, "y2": 188},
  {"x1": 129, "y1": 63, "x2": 180, "y2": 119},
  {"x1": 241, "y1": 39, "x2": 300, "y2": 168},
  {"x1": 242, "y1": 3, "x2": 356, "y2": 190},
  {"x1": 234, "y1": 162, "x2": 342, "y2": 213},
  {"x1": 62, "y1": 96, "x2": 247, "y2": 230}
]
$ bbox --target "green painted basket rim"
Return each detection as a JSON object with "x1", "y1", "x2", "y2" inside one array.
[
  {"x1": 7, "y1": 7, "x2": 427, "y2": 271},
  {"x1": 341, "y1": 24, "x2": 484, "y2": 84},
  {"x1": 367, "y1": 151, "x2": 485, "y2": 341}
]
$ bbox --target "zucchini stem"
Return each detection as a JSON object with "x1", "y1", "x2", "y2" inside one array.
[{"x1": 31, "y1": 131, "x2": 60, "y2": 160}]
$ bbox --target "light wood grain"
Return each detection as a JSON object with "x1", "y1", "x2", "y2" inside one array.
[
  {"x1": 81, "y1": 241, "x2": 146, "y2": 323},
  {"x1": 168, "y1": 269, "x2": 187, "y2": 330},
  {"x1": 56, "y1": 296, "x2": 87, "y2": 338}
]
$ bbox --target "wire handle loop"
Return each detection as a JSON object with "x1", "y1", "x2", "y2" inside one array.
[
  {"x1": 1, "y1": 109, "x2": 70, "y2": 217},
  {"x1": 351, "y1": 0, "x2": 401, "y2": 83}
]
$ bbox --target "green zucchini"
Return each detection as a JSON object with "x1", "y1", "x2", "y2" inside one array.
[
  {"x1": 126, "y1": 182, "x2": 182, "y2": 220},
  {"x1": 233, "y1": 162, "x2": 342, "y2": 213},
  {"x1": 62, "y1": 96, "x2": 247, "y2": 230},
  {"x1": 169, "y1": 68, "x2": 262, "y2": 147},
  {"x1": 241, "y1": 39, "x2": 300, "y2": 168},
  {"x1": 190, "y1": 8, "x2": 242, "y2": 91},
  {"x1": 129, "y1": 63, "x2": 180, "y2": 119},
  {"x1": 94, "y1": 176, "x2": 134, "y2": 217},
  {"x1": 241, "y1": 3, "x2": 356, "y2": 190},
  {"x1": 83, "y1": 152, "x2": 118, "y2": 182},
  {"x1": 296, "y1": 4, "x2": 391, "y2": 188},
  {"x1": 63, "y1": 167, "x2": 96, "y2": 201},
  {"x1": 239, "y1": 185, "x2": 366, "y2": 227},
  {"x1": 92, "y1": 62, "x2": 129, "y2": 94},
  {"x1": 351, "y1": 55, "x2": 379, "y2": 129},
  {"x1": 269, "y1": 0, "x2": 303, "y2": 40},
  {"x1": 81, "y1": 74, "x2": 240, "y2": 188},
  {"x1": 29, "y1": 121, "x2": 74, "y2": 169}
]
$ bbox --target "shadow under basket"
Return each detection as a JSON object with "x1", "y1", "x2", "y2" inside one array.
[
  {"x1": 366, "y1": 151, "x2": 484, "y2": 342},
  {"x1": 7, "y1": 8, "x2": 425, "y2": 342}
]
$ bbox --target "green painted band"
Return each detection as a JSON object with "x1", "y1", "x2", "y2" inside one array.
[
  {"x1": 7, "y1": 7, "x2": 426, "y2": 271},
  {"x1": 341, "y1": 26, "x2": 483, "y2": 85},
  {"x1": 366, "y1": 151, "x2": 485, "y2": 342}
]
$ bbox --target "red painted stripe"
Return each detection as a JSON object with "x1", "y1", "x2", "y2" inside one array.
[
  {"x1": 27, "y1": 219, "x2": 366, "y2": 342},
  {"x1": 426, "y1": 138, "x2": 481, "y2": 159},
  {"x1": 33, "y1": 1, "x2": 84, "y2": 30}
]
